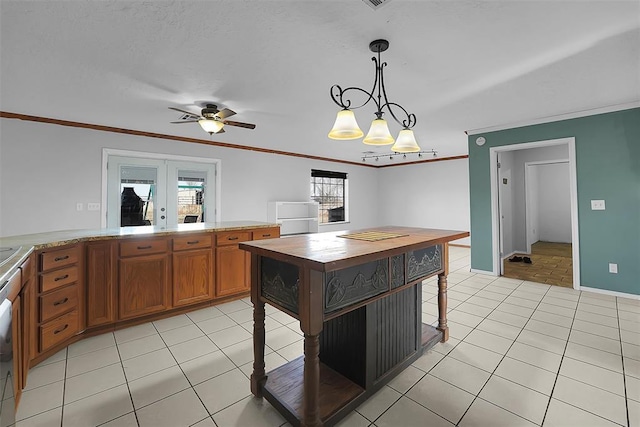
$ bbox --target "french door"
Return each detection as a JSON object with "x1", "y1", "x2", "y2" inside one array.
[{"x1": 106, "y1": 155, "x2": 217, "y2": 228}]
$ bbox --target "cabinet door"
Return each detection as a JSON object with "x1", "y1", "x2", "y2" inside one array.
[
  {"x1": 173, "y1": 249, "x2": 213, "y2": 307},
  {"x1": 215, "y1": 245, "x2": 250, "y2": 297},
  {"x1": 86, "y1": 241, "x2": 117, "y2": 327},
  {"x1": 118, "y1": 254, "x2": 170, "y2": 320},
  {"x1": 12, "y1": 295, "x2": 23, "y2": 403}
]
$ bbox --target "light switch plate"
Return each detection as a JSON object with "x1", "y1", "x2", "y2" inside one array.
[
  {"x1": 609, "y1": 263, "x2": 618, "y2": 274},
  {"x1": 591, "y1": 200, "x2": 605, "y2": 210},
  {"x1": 76, "y1": 203, "x2": 83, "y2": 211},
  {"x1": 87, "y1": 203, "x2": 101, "y2": 211}
]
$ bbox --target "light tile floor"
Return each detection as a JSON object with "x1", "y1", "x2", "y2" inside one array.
[{"x1": 2, "y1": 246, "x2": 639, "y2": 426}]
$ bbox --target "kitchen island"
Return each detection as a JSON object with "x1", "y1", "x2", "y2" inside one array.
[{"x1": 240, "y1": 226, "x2": 469, "y2": 427}]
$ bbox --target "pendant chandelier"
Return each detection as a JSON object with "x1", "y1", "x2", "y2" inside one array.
[{"x1": 328, "y1": 39, "x2": 420, "y2": 153}]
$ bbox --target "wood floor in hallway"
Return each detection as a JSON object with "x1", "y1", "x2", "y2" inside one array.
[{"x1": 503, "y1": 241, "x2": 573, "y2": 287}]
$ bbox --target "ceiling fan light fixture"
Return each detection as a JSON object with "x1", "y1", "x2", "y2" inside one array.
[
  {"x1": 391, "y1": 129, "x2": 420, "y2": 152},
  {"x1": 363, "y1": 118, "x2": 394, "y2": 145},
  {"x1": 198, "y1": 119, "x2": 224, "y2": 134},
  {"x1": 328, "y1": 109, "x2": 364, "y2": 140}
]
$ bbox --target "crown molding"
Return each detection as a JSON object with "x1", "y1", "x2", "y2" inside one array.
[{"x1": 465, "y1": 101, "x2": 640, "y2": 136}]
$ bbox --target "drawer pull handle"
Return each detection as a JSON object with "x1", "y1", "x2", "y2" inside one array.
[
  {"x1": 54, "y1": 274, "x2": 69, "y2": 282},
  {"x1": 54, "y1": 255, "x2": 70, "y2": 262},
  {"x1": 137, "y1": 245, "x2": 152, "y2": 250},
  {"x1": 228, "y1": 236, "x2": 239, "y2": 241},
  {"x1": 262, "y1": 234, "x2": 271, "y2": 237},
  {"x1": 53, "y1": 324, "x2": 68, "y2": 335},
  {"x1": 187, "y1": 241, "x2": 199, "y2": 245},
  {"x1": 53, "y1": 297, "x2": 69, "y2": 306}
]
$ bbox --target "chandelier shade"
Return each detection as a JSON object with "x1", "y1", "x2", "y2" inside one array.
[
  {"x1": 363, "y1": 119, "x2": 394, "y2": 145},
  {"x1": 391, "y1": 129, "x2": 420, "y2": 152},
  {"x1": 198, "y1": 119, "x2": 224, "y2": 134},
  {"x1": 328, "y1": 39, "x2": 421, "y2": 154},
  {"x1": 327, "y1": 109, "x2": 364, "y2": 140}
]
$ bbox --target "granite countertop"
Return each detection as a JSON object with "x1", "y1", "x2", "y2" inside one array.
[{"x1": 0, "y1": 221, "x2": 278, "y2": 286}]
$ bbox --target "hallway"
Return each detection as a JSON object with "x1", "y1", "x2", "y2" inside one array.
[{"x1": 503, "y1": 242, "x2": 573, "y2": 288}]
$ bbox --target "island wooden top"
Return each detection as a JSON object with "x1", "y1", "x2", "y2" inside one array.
[{"x1": 240, "y1": 226, "x2": 469, "y2": 272}]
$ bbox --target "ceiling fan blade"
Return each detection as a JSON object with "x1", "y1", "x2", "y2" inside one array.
[
  {"x1": 170, "y1": 120, "x2": 199, "y2": 124},
  {"x1": 168, "y1": 107, "x2": 201, "y2": 119},
  {"x1": 215, "y1": 108, "x2": 236, "y2": 120},
  {"x1": 223, "y1": 120, "x2": 256, "y2": 129}
]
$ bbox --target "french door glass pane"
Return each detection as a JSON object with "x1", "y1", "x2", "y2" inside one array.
[
  {"x1": 177, "y1": 169, "x2": 207, "y2": 223},
  {"x1": 120, "y1": 166, "x2": 157, "y2": 226}
]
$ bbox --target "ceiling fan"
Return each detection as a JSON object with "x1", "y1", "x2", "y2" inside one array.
[{"x1": 169, "y1": 104, "x2": 256, "y2": 135}]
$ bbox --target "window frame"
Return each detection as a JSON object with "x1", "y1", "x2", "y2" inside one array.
[{"x1": 310, "y1": 169, "x2": 349, "y2": 225}]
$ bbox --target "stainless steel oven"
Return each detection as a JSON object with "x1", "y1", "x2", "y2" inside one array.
[{"x1": 0, "y1": 276, "x2": 15, "y2": 426}]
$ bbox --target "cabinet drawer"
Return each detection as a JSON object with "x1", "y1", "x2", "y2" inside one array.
[
  {"x1": 173, "y1": 234, "x2": 212, "y2": 251},
  {"x1": 216, "y1": 231, "x2": 251, "y2": 246},
  {"x1": 41, "y1": 246, "x2": 79, "y2": 272},
  {"x1": 40, "y1": 265, "x2": 78, "y2": 293},
  {"x1": 252, "y1": 227, "x2": 280, "y2": 241},
  {"x1": 40, "y1": 284, "x2": 78, "y2": 323},
  {"x1": 120, "y1": 239, "x2": 168, "y2": 257},
  {"x1": 39, "y1": 310, "x2": 79, "y2": 353}
]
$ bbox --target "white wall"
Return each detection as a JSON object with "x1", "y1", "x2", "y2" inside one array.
[
  {"x1": 376, "y1": 158, "x2": 470, "y2": 245},
  {"x1": 536, "y1": 162, "x2": 572, "y2": 243},
  {"x1": 498, "y1": 151, "x2": 515, "y2": 257},
  {"x1": 512, "y1": 144, "x2": 569, "y2": 251},
  {"x1": 0, "y1": 119, "x2": 379, "y2": 237}
]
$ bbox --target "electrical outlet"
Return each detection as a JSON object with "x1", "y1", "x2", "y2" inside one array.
[
  {"x1": 609, "y1": 263, "x2": 618, "y2": 274},
  {"x1": 591, "y1": 200, "x2": 606, "y2": 210},
  {"x1": 87, "y1": 203, "x2": 100, "y2": 211},
  {"x1": 76, "y1": 203, "x2": 83, "y2": 211}
]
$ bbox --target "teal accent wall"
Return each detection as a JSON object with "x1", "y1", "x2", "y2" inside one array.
[{"x1": 469, "y1": 107, "x2": 640, "y2": 295}]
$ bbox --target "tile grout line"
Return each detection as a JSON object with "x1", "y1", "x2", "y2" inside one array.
[
  {"x1": 454, "y1": 278, "x2": 555, "y2": 426},
  {"x1": 616, "y1": 297, "x2": 631, "y2": 427},
  {"x1": 538, "y1": 285, "x2": 580, "y2": 426},
  {"x1": 112, "y1": 332, "x2": 141, "y2": 427}
]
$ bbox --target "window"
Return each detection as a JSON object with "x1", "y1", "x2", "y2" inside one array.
[{"x1": 310, "y1": 169, "x2": 348, "y2": 224}]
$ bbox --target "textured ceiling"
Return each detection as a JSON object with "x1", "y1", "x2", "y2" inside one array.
[{"x1": 1, "y1": 0, "x2": 639, "y2": 165}]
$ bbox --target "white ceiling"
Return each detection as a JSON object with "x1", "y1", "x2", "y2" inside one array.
[{"x1": 1, "y1": 0, "x2": 639, "y2": 165}]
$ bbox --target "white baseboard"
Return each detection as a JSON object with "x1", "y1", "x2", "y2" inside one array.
[
  {"x1": 580, "y1": 286, "x2": 640, "y2": 301},
  {"x1": 470, "y1": 268, "x2": 496, "y2": 276}
]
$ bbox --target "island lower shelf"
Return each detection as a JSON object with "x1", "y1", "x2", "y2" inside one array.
[
  {"x1": 263, "y1": 322, "x2": 443, "y2": 426},
  {"x1": 263, "y1": 357, "x2": 364, "y2": 425}
]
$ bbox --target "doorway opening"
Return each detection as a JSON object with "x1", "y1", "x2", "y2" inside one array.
[{"x1": 490, "y1": 137, "x2": 580, "y2": 289}]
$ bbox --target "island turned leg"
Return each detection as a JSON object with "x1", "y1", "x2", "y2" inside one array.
[
  {"x1": 437, "y1": 272, "x2": 449, "y2": 342},
  {"x1": 251, "y1": 300, "x2": 266, "y2": 397},
  {"x1": 250, "y1": 253, "x2": 266, "y2": 398},
  {"x1": 303, "y1": 333, "x2": 321, "y2": 427}
]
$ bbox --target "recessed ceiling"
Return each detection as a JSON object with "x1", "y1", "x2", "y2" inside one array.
[{"x1": 1, "y1": 0, "x2": 638, "y2": 165}]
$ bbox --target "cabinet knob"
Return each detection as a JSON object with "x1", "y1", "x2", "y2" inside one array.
[
  {"x1": 54, "y1": 255, "x2": 70, "y2": 262},
  {"x1": 54, "y1": 274, "x2": 69, "y2": 282},
  {"x1": 137, "y1": 245, "x2": 152, "y2": 250}
]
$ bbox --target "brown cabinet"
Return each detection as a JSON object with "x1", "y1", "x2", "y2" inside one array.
[
  {"x1": 216, "y1": 231, "x2": 252, "y2": 297},
  {"x1": 36, "y1": 245, "x2": 82, "y2": 354},
  {"x1": 86, "y1": 241, "x2": 117, "y2": 327},
  {"x1": 173, "y1": 234, "x2": 213, "y2": 307},
  {"x1": 118, "y1": 238, "x2": 171, "y2": 320}
]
